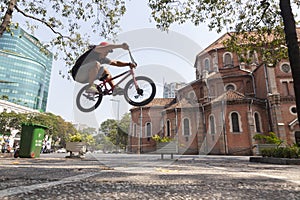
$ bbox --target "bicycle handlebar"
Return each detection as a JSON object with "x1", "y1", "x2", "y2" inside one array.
[{"x1": 128, "y1": 49, "x2": 137, "y2": 66}]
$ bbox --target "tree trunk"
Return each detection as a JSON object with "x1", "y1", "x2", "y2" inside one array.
[
  {"x1": 280, "y1": 0, "x2": 300, "y2": 125},
  {"x1": 0, "y1": 0, "x2": 17, "y2": 36}
]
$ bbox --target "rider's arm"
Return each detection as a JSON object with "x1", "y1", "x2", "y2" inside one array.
[
  {"x1": 94, "y1": 43, "x2": 129, "y2": 53},
  {"x1": 110, "y1": 61, "x2": 136, "y2": 68}
]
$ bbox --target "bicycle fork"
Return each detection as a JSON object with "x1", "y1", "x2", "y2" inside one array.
[
  {"x1": 130, "y1": 68, "x2": 143, "y2": 97},
  {"x1": 109, "y1": 68, "x2": 143, "y2": 97}
]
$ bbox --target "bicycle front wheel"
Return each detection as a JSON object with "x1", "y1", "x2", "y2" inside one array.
[
  {"x1": 124, "y1": 76, "x2": 156, "y2": 106},
  {"x1": 76, "y1": 84, "x2": 103, "y2": 112}
]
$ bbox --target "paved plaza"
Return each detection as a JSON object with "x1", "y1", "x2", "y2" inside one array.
[{"x1": 0, "y1": 153, "x2": 299, "y2": 199}]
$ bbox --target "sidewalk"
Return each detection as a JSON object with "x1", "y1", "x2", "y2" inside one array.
[
  {"x1": 0, "y1": 153, "x2": 299, "y2": 200},
  {"x1": 0, "y1": 152, "x2": 14, "y2": 158}
]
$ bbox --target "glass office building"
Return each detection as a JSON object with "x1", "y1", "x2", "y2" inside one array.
[{"x1": 0, "y1": 27, "x2": 53, "y2": 111}]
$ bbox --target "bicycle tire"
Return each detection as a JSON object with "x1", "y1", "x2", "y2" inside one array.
[
  {"x1": 124, "y1": 76, "x2": 156, "y2": 106},
  {"x1": 76, "y1": 84, "x2": 103, "y2": 112}
]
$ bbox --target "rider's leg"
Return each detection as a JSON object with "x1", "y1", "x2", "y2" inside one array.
[
  {"x1": 102, "y1": 67, "x2": 124, "y2": 96},
  {"x1": 88, "y1": 62, "x2": 101, "y2": 86},
  {"x1": 84, "y1": 62, "x2": 102, "y2": 93},
  {"x1": 101, "y1": 67, "x2": 123, "y2": 95},
  {"x1": 103, "y1": 67, "x2": 115, "y2": 88}
]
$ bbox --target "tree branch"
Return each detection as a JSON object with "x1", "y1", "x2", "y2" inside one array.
[
  {"x1": 256, "y1": 0, "x2": 271, "y2": 26},
  {"x1": 0, "y1": 0, "x2": 17, "y2": 36},
  {"x1": 14, "y1": 5, "x2": 72, "y2": 40}
]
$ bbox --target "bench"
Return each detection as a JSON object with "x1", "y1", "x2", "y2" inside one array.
[
  {"x1": 253, "y1": 144, "x2": 277, "y2": 155},
  {"x1": 66, "y1": 142, "x2": 86, "y2": 157},
  {"x1": 155, "y1": 142, "x2": 178, "y2": 159}
]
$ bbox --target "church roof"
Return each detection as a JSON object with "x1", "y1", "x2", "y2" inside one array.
[
  {"x1": 164, "y1": 98, "x2": 198, "y2": 111},
  {"x1": 210, "y1": 89, "x2": 246, "y2": 103},
  {"x1": 130, "y1": 98, "x2": 174, "y2": 110}
]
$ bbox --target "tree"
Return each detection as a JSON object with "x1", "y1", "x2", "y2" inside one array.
[
  {"x1": 81, "y1": 127, "x2": 97, "y2": 135},
  {"x1": 0, "y1": 111, "x2": 26, "y2": 134},
  {"x1": 100, "y1": 118, "x2": 118, "y2": 145},
  {"x1": 0, "y1": 0, "x2": 126, "y2": 65},
  {"x1": 100, "y1": 119, "x2": 117, "y2": 135},
  {"x1": 118, "y1": 113, "x2": 131, "y2": 149},
  {"x1": 26, "y1": 112, "x2": 77, "y2": 147},
  {"x1": 94, "y1": 133, "x2": 114, "y2": 153},
  {"x1": 280, "y1": 1, "x2": 300, "y2": 127},
  {"x1": 148, "y1": 0, "x2": 300, "y2": 126},
  {"x1": 0, "y1": 111, "x2": 77, "y2": 147},
  {"x1": 0, "y1": 95, "x2": 9, "y2": 101},
  {"x1": 99, "y1": 113, "x2": 130, "y2": 149}
]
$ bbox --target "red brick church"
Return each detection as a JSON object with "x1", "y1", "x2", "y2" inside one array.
[{"x1": 128, "y1": 32, "x2": 300, "y2": 155}]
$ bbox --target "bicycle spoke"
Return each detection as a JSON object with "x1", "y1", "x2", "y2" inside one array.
[
  {"x1": 76, "y1": 85, "x2": 103, "y2": 112},
  {"x1": 128, "y1": 82, "x2": 151, "y2": 102},
  {"x1": 124, "y1": 76, "x2": 156, "y2": 106}
]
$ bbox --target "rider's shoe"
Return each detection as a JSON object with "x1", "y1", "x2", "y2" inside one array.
[
  {"x1": 112, "y1": 86, "x2": 124, "y2": 96},
  {"x1": 86, "y1": 85, "x2": 98, "y2": 94}
]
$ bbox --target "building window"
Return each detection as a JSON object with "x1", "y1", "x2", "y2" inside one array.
[
  {"x1": 146, "y1": 122, "x2": 152, "y2": 138},
  {"x1": 223, "y1": 52, "x2": 233, "y2": 67},
  {"x1": 200, "y1": 87, "x2": 204, "y2": 97},
  {"x1": 254, "y1": 112, "x2": 262, "y2": 133},
  {"x1": 171, "y1": 92, "x2": 175, "y2": 97},
  {"x1": 231, "y1": 112, "x2": 240, "y2": 132},
  {"x1": 133, "y1": 123, "x2": 137, "y2": 137},
  {"x1": 290, "y1": 81, "x2": 295, "y2": 96},
  {"x1": 295, "y1": 131, "x2": 300, "y2": 146},
  {"x1": 290, "y1": 106, "x2": 297, "y2": 115},
  {"x1": 246, "y1": 80, "x2": 253, "y2": 94},
  {"x1": 209, "y1": 115, "x2": 216, "y2": 134},
  {"x1": 166, "y1": 120, "x2": 171, "y2": 137},
  {"x1": 247, "y1": 50, "x2": 258, "y2": 65},
  {"x1": 225, "y1": 84, "x2": 236, "y2": 91},
  {"x1": 281, "y1": 63, "x2": 291, "y2": 73},
  {"x1": 183, "y1": 118, "x2": 190, "y2": 136},
  {"x1": 204, "y1": 58, "x2": 210, "y2": 72},
  {"x1": 189, "y1": 91, "x2": 195, "y2": 100},
  {"x1": 210, "y1": 85, "x2": 215, "y2": 97},
  {"x1": 196, "y1": 66, "x2": 201, "y2": 79},
  {"x1": 282, "y1": 81, "x2": 289, "y2": 96}
]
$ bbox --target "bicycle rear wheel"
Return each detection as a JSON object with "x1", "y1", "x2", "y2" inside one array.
[
  {"x1": 124, "y1": 76, "x2": 156, "y2": 106},
  {"x1": 76, "y1": 84, "x2": 103, "y2": 112}
]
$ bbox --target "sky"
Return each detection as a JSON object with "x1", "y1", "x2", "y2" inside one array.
[{"x1": 13, "y1": 0, "x2": 223, "y2": 128}]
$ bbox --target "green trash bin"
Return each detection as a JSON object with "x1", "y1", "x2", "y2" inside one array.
[{"x1": 19, "y1": 123, "x2": 48, "y2": 158}]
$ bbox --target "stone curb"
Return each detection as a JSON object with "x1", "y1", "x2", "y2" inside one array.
[{"x1": 249, "y1": 156, "x2": 300, "y2": 165}]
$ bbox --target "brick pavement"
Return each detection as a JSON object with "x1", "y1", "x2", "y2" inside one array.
[{"x1": 0, "y1": 153, "x2": 299, "y2": 200}]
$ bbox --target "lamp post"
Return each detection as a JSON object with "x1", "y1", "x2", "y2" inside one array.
[
  {"x1": 139, "y1": 107, "x2": 143, "y2": 154},
  {"x1": 110, "y1": 99, "x2": 120, "y2": 121},
  {"x1": 110, "y1": 99, "x2": 120, "y2": 151}
]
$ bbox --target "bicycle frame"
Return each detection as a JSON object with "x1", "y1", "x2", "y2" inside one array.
[{"x1": 97, "y1": 67, "x2": 139, "y2": 95}]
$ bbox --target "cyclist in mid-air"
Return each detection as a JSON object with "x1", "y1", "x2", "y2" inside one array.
[{"x1": 71, "y1": 42, "x2": 136, "y2": 95}]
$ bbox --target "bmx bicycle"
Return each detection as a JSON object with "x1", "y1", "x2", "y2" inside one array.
[{"x1": 76, "y1": 50, "x2": 156, "y2": 112}]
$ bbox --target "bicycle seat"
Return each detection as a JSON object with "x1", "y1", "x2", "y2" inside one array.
[{"x1": 99, "y1": 74, "x2": 109, "y2": 81}]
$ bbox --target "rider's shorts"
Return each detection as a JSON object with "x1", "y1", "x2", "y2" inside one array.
[{"x1": 75, "y1": 61, "x2": 104, "y2": 83}]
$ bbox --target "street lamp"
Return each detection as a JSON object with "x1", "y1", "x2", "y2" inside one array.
[
  {"x1": 110, "y1": 99, "x2": 120, "y2": 121},
  {"x1": 110, "y1": 99, "x2": 120, "y2": 151}
]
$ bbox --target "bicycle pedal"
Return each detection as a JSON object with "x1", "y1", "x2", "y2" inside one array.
[
  {"x1": 134, "y1": 94, "x2": 141, "y2": 99},
  {"x1": 83, "y1": 94, "x2": 96, "y2": 101}
]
